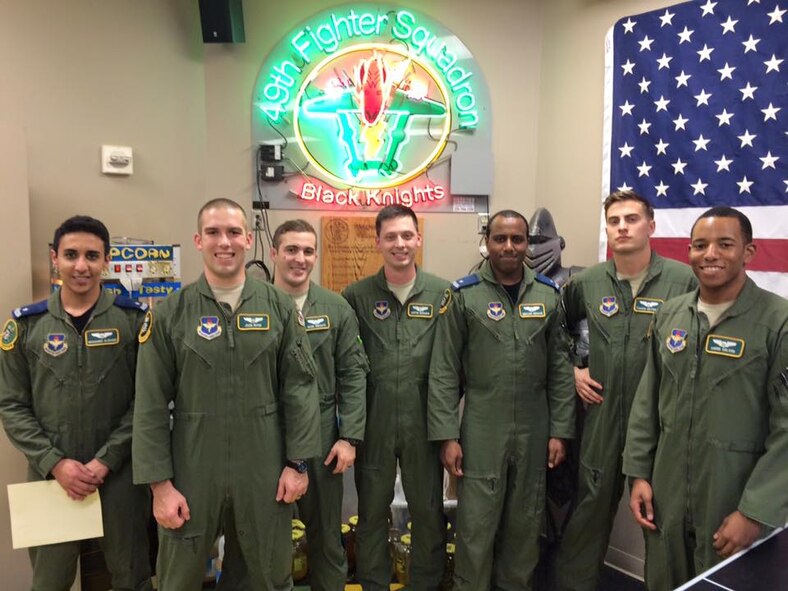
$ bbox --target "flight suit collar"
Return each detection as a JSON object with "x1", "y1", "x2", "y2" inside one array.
[
  {"x1": 685, "y1": 276, "x2": 760, "y2": 320},
  {"x1": 478, "y1": 260, "x2": 535, "y2": 297},
  {"x1": 196, "y1": 273, "x2": 256, "y2": 307},
  {"x1": 303, "y1": 281, "x2": 319, "y2": 315},
  {"x1": 603, "y1": 250, "x2": 662, "y2": 283},
  {"x1": 373, "y1": 266, "x2": 427, "y2": 299},
  {"x1": 47, "y1": 288, "x2": 114, "y2": 321}
]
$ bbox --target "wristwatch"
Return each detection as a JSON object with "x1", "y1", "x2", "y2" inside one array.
[
  {"x1": 340, "y1": 437, "x2": 362, "y2": 447},
  {"x1": 286, "y1": 459, "x2": 308, "y2": 473}
]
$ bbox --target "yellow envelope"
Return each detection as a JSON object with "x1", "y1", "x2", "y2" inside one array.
[{"x1": 7, "y1": 480, "x2": 103, "y2": 549}]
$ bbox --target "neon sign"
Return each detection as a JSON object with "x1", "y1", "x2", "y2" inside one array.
[{"x1": 252, "y1": 5, "x2": 491, "y2": 211}]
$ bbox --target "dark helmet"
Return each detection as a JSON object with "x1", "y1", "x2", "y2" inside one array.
[{"x1": 525, "y1": 208, "x2": 565, "y2": 275}]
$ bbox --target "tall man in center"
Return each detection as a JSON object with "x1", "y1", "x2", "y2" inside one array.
[
  {"x1": 429, "y1": 209, "x2": 576, "y2": 590},
  {"x1": 270, "y1": 219, "x2": 368, "y2": 591},
  {"x1": 343, "y1": 204, "x2": 449, "y2": 591}
]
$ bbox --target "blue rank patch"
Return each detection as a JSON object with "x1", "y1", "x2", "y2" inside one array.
[
  {"x1": 634, "y1": 297, "x2": 663, "y2": 314},
  {"x1": 197, "y1": 316, "x2": 222, "y2": 340},
  {"x1": 373, "y1": 300, "x2": 391, "y2": 320},
  {"x1": 599, "y1": 296, "x2": 619, "y2": 317},
  {"x1": 304, "y1": 315, "x2": 330, "y2": 331},
  {"x1": 666, "y1": 329, "x2": 688, "y2": 354},
  {"x1": 518, "y1": 303, "x2": 546, "y2": 318},
  {"x1": 452, "y1": 274, "x2": 481, "y2": 291},
  {"x1": 84, "y1": 328, "x2": 120, "y2": 347},
  {"x1": 487, "y1": 301, "x2": 506, "y2": 321},
  {"x1": 44, "y1": 333, "x2": 68, "y2": 357},
  {"x1": 407, "y1": 303, "x2": 434, "y2": 319},
  {"x1": 705, "y1": 334, "x2": 745, "y2": 359},
  {"x1": 237, "y1": 314, "x2": 270, "y2": 331}
]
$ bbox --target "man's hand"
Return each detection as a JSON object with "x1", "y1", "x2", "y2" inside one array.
[
  {"x1": 712, "y1": 511, "x2": 762, "y2": 558},
  {"x1": 441, "y1": 440, "x2": 463, "y2": 477},
  {"x1": 629, "y1": 478, "x2": 657, "y2": 530},
  {"x1": 51, "y1": 458, "x2": 102, "y2": 500},
  {"x1": 547, "y1": 438, "x2": 566, "y2": 469},
  {"x1": 85, "y1": 458, "x2": 110, "y2": 483},
  {"x1": 151, "y1": 480, "x2": 191, "y2": 529},
  {"x1": 575, "y1": 367, "x2": 604, "y2": 404},
  {"x1": 325, "y1": 440, "x2": 356, "y2": 474},
  {"x1": 276, "y1": 467, "x2": 308, "y2": 503}
]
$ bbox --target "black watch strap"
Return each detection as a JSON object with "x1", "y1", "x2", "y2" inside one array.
[
  {"x1": 286, "y1": 459, "x2": 308, "y2": 473},
  {"x1": 340, "y1": 437, "x2": 362, "y2": 447}
]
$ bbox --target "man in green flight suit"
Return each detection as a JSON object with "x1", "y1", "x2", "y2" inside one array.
[
  {"x1": 270, "y1": 219, "x2": 368, "y2": 591},
  {"x1": 132, "y1": 199, "x2": 320, "y2": 590},
  {"x1": 0, "y1": 215, "x2": 152, "y2": 590},
  {"x1": 429, "y1": 209, "x2": 576, "y2": 590},
  {"x1": 343, "y1": 204, "x2": 449, "y2": 591},
  {"x1": 624, "y1": 207, "x2": 788, "y2": 590},
  {"x1": 554, "y1": 191, "x2": 696, "y2": 591}
]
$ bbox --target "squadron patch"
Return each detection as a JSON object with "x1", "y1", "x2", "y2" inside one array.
[
  {"x1": 1, "y1": 319, "x2": 18, "y2": 351},
  {"x1": 487, "y1": 302, "x2": 506, "y2": 321},
  {"x1": 197, "y1": 316, "x2": 222, "y2": 340},
  {"x1": 634, "y1": 297, "x2": 664, "y2": 314},
  {"x1": 705, "y1": 335, "x2": 745, "y2": 359},
  {"x1": 373, "y1": 300, "x2": 391, "y2": 320},
  {"x1": 138, "y1": 310, "x2": 153, "y2": 344},
  {"x1": 599, "y1": 297, "x2": 619, "y2": 317},
  {"x1": 85, "y1": 328, "x2": 120, "y2": 347},
  {"x1": 666, "y1": 329, "x2": 688, "y2": 354},
  {"x1": 44, "y1": 333, "x2": 68, "y2": 357},
  {"x1": 407, "y1": 303, "x2": 434, "y2": 319},
  {"x1": 518, "y1": 303, "x2": 546, "y2": 318},
  {"x1": 439, "y1": 289, "x2": 452, "y2": 315},
  {"x1": 304, "y1": 315, "x2": 330, "y2": 332},
  {"x1": 237, "y1": 314, "x2": 270, "y2": 331}
]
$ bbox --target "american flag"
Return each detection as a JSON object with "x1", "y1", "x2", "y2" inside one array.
[{"x1": 602, "y1": 0, "x2": 787, "y2": 296}]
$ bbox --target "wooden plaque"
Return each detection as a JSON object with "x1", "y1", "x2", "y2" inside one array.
[{"x1": 320, "y1": 216, "x2": 424, "y2": 292}]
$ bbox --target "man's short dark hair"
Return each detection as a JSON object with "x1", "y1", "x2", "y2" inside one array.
[
  {"x1": 52, "y1": 215, "x2": 110, "y2": 256},
  {"x1": 691, "y1": 206, "x2": 753, "y2": 244},
  {"x1": 197, "y1": 198, "x2": 248, "y2": 231},
  {"x1": 375, "y1": 204, "x2": 418, "y2": 236},
  {"x1": 485, "y1": 210, "x2": 529, "y2": 238},
  {"x1": 272, "y1": 219, "x2": 317, "y2": 248},
  {"x1": 603, "y1": 190, "x2": 655, "y2": 220}
]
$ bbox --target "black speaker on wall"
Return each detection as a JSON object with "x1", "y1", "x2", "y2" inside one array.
[{"x1": 198, "y1": 0, "x2": 245, "y2": 43}]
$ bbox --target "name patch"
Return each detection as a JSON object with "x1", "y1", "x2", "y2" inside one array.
[
  {"x1": 304, "y1": 315, "x2": 330, "y2": 331},
  {"x1": 407, "y1": 303, "x2": 434, "y2": 319},
  {"x1": 237, "y1": 314, "x2": 270, "y2": 331},
  {"x1": 634, "y1": 297, "x2": 664, "y2": 314},
  {"x1": 85, "y1": 328, "x2": 120, "y2": 347},
  {"x1": 519, "y1": 303, "x2": 546, "y2": 318},
  {"x1": 705, "y1": 335, "x2": 745, "y2": 358},
  {"x1": 197, "y1": 316, "x2": 222, "y2": 340}
]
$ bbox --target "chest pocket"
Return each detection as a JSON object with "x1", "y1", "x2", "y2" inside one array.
[{"x1": 466, "y1": 308, "x2": 504, "y2": 342}]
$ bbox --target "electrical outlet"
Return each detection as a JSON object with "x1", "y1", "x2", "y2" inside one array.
[
  {"x1": 477, "y1": 213, "x2": 489, "y2": 235},
  {"x1": 101, "y1": 145, "x2": 133, "y2": 175}
]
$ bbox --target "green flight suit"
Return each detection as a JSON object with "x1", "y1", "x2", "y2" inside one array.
[
  {"x1": 428, "y1": 262, "x2": 576, "y2": 591},
  {"x1": 296, "y1": 282, "x2": 368, "y2": 591},
  {"x1": 554, "y1": 254, "x2": 696, "y2": 591},
  {"x1": 623, "y1": 279, "x2": 788, "y2": 590},
  {"x1": 0, "y1": 291, "x2": 152, "y2": 591},
  {"x1": 132, "y1": 275, "x2": 320, "y2": 591},
  {"x1": 343, "y1": 267, "x2": 449, "y2": 591}
]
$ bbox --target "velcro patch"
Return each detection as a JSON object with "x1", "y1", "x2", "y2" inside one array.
[
  {"x1": 705, "y1": 334, "x2": 745, "y2": 358},
  {"x1": 518, "y1": 303, "x2": 546, "y2": 318},
  {"x1": 138, "y1": 310, "x2": 153, "y2": 344},
  {"x1": 304, "y1": 315, "x2": 330, "y2": 331},
  {"x1": 634, "y1": 297, "x2": 664, "y2": 314},
  {"x1": 1, "y1": 319, "x2": 18, "y2": 351},
  {"x1": 85, "y1": 328, "x2": 120, "y2": 347},
  {"x1": 407, "y1": 303, "x2": 434, "y2": 319},
  {"x1": 237, "y1": 314, "x2": 270, "y2": 331}
]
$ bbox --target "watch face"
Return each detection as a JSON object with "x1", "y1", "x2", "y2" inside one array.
[{"x1": 288, "y1": 460, "x2": 308, "y2": 473}]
